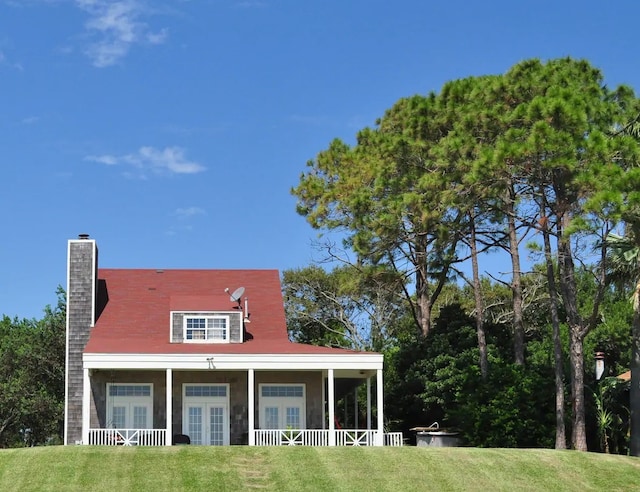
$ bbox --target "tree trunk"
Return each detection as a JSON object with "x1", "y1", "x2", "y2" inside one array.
[
  {"x1": 0, "y1": 409, "x2": 17, "y2": 444},
  {"x1": 539, "y1": 195, "x2": 566, "y2": 449},
  {"x1": 415, "y1": 236, "x2": 432, "y2": 337},
  {"x1": 569, "y1": 326, "x2": 587, "y2": 450},
  {"x1": 469, "y1": 210, "x2": 489, "y2": 379},
  {"x1": 507, "y1": 184, "x2": 525, "y2": 365},
  {"x1": 557, "y1": 211, "x2": 588, "y2": 451}
]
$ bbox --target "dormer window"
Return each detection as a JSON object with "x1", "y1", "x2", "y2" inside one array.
[
  {"x1": 184, "y1": 315, "x2": 229, "y2": 343},
  {"x1": 171, "y1": 311, "x2": 241, "y2": 344}
]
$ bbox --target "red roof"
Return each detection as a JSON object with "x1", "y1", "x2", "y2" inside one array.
[{"x1": 84, "y1": 269, "x2": 361, "y2": 355}]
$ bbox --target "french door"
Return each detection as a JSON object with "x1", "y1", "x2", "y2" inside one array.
[
  {"x1": 107, "y1": 383, "x2": 153, "y2": 429},
  {"x1": 183, "y1": 384, "x2": 229, "y2": 445},
  {"x1": 259, "y1": 384, "x2": 306, "y2": 429}
]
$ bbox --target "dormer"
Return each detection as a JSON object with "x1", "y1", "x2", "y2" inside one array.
[{"x1": 169, "y1": 295, "x2": 245, "y2": 343}]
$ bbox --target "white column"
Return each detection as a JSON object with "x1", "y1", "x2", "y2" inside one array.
[
  {"x1": 166, "y1": 369, "x2": 172, "y2": 446},
  {"x1": 82, "y1": 368, "x2": 90, "y2": 445},
  {"x1": 376, "y1": 369, "x2": 384, "y2": 446},
  {"x1": 328, "y1": 369, "x2": 336, "y2": 446},
  {"x1": 248, "y1": 369, "x2": 255, "y2": 445},
  {"x1": 366, "y1": 377, "x2": 371, "y2": 430}
]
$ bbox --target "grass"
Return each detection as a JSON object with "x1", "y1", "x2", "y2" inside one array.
[{"x1": 1, "y1": 446, "x2": 639, "y2": 491}]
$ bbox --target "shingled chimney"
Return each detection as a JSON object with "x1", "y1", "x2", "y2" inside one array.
[{"x1": 64, "y1": 234, "x2": 98, "y2": 445}]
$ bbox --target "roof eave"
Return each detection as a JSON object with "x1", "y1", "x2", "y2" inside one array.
[{"x1": 83, "y1": 352, "x2": 383, "y2": 371}]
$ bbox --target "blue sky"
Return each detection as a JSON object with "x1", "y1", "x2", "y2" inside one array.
[{"x1": 1, "y1": 0, "x2": 638, "y2": 319}]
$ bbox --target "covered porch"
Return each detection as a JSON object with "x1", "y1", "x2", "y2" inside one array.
[{"x1": 81, "y1": 352, "x2": 402, "y2": 447}]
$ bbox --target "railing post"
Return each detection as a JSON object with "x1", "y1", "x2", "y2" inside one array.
[
  {"x1": 82, "y1": 368, "x2": 90, "y2": 445},
  {"x1": 248, "y1": 369, "x2": 255, "y2": 446},
  {"x1": 376, "y1": 368, "x2": 384, "y2": 446},
  {"x1": 328, "y1": 369, "x2": 336, "y2": 446}
]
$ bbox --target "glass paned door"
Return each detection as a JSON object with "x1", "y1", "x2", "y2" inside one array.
[
  {"x1": 106, "y1": 383, "x2": 153, "y2": 430},
  {"x1": 185, "y1": 404, "x2": 228, "y2": 445},
  {"x1": 209, "y1": 407, "x2": 225, "y2": 445},
  {"x1": 285, "y1": 407, "x2": 301, "y2": 428},
  {"x1": 133, "y1": 406, "x2": 148, "y2": 429},
  {"x1": 259, "y1": 385, "x2": 305, "y2": 430},
  {"x1": 264, "y1": 407, "x2": 279, "y2": 429},
  {"x1": 183, "y1": 384, "x2": 229, "y2": 445},
  {"x1": 108, "y1": 403, "x2": 151, "y2": 429},
  {"x1": 187, "y1": 407, "x2": 203, "y2": 445},
  {"x1": 111, "y1": 406, "x2": 126, "y2": 428}
]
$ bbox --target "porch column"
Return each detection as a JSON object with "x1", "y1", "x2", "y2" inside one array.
[
  {"x1": 328, "y1": 369, "x2": 336, "y2": 446},
  {"x1": 248, "y1": 369, "x2": 255, "y2": 445},
  {"x1": 376, "y1": 368, "x2": 384, "y2": 446},
  {"x1": 166, "y1": 369, "x2": 172, "y2": 446},
  {"x1": 366, "y1": 377, "x2": 371, "y2": 430},
  {"x1": 82, "y1": 368, "x2": 90, "y2": 445}
]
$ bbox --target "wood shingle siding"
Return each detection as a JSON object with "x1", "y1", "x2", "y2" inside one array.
[{"x1": 65, "y1": 238, "x2": 97, "y2": 445}]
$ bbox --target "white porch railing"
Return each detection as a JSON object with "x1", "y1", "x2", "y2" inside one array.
[
  {"x1": 88, "y1": 429, "x2": 166, "y2": 446},
  {"x1": 384, "y1": 432, "x2": 404, "y2": 447},
  {"x1": 254, "y1": 429, "x2": 403, "y2": 446},
  {"x1": 336, "y1": 429, "x2": 376, "y2": 446},
  {"x1": 87, "y1": 428, "x2": 402, "y2": 447},
  {"x1": 255, "y1": 429, "x2": 329, "y2": 446}
]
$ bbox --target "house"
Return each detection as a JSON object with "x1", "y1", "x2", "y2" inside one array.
[{"x1": 64, "y1": 234, "x2": 401, "y2": 447}]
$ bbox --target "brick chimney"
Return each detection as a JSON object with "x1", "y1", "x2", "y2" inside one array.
[{"x1": 64, "y1": 234, "x2": 98, "y2": 445}]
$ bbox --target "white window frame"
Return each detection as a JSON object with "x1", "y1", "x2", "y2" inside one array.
[
  {"x1": 258, "y1": 384, "x2": 306, "y2": 430},
  {"x1": 182, "y1": 384, "x2": 230, "y2": 445},
  {"x1": 106, "y1": 383, "x2": 153, "y2": 429},
  {"x1": 183, "y1": 315, "x2": 230, "y2": 343}
]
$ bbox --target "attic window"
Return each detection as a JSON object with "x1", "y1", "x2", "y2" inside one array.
[{"x1": 184, "y1": 315, "x2": 229, "y2": 343}]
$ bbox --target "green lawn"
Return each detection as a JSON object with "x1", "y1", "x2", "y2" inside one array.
[{"x1": 1, "y1": 446, "x2": 639, "y2": 491}]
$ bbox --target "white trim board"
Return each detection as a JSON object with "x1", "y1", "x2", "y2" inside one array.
[{"x1": 83, "y1": 352, "x2": 383, "y2": 371}]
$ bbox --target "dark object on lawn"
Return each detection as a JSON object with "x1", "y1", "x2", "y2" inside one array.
[{"x1": 172, "y1": 434, "x2": 191, "y2": 445}]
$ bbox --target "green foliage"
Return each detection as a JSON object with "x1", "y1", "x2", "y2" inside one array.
[
  {"x1": 0, "y1": 288, "x2": 66, "y2": 447},
  {"x1": 586, "y1": 297, "x2": 633, "y2": 377},
  {"x1": 386, "y1": 303, "x2": 556, "y2": 447},
  {"x1": 292, "y1": 56, "x2": 640, "y2": 450},
  {"x1": 384, "y1": 305, "x2": 478, "y2": 433},
  {"x1": 452, "y1": 364, "x2": 555, "y2": 448},
  {"x1": 589, "y1": 377, "x2": 629, "y2": 454}
]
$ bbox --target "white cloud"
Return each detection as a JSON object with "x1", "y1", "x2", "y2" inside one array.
[
  {"x1": 173, "y1": 206, "x2": 205, "y2": 219},
  {"x1": 0, "y1": 48, "x2": 23, "y2": 71},
  {"x1": 21, "y1": 116, "x2": 40, "y2": 125},
  {"x1": 85, "y1": 145, "x2": 206, "y2": 176},
  {"x1": 75, "y1": 0, "x2": 168, "y2": 67},
  {"x1": 146, "y1": 28, "x2": 168, "y2": 45},
  {"x1": 86, "y1": 154, "x2": 118, "y2": 165}
]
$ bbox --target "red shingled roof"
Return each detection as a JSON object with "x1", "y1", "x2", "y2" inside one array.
[{"x1": 84, "y1": 269, "x2": 360, "y2": 355}]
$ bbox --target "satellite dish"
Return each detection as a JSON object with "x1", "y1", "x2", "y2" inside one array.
[{"x1": 229, "y1": 287, "x2": 245, "y2": 303}]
